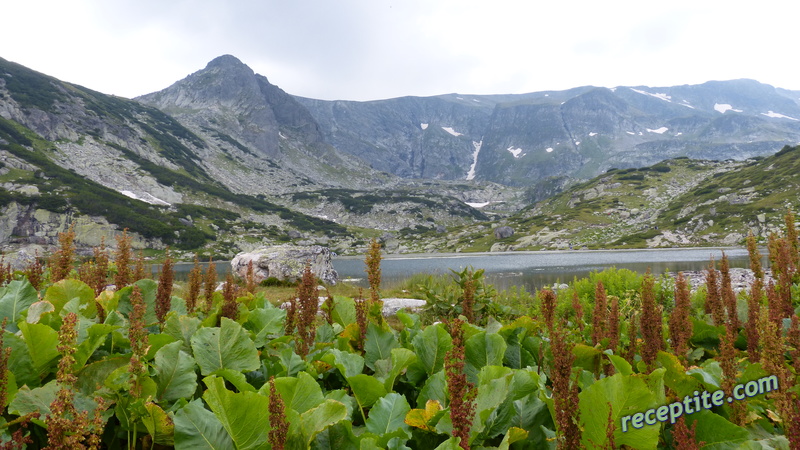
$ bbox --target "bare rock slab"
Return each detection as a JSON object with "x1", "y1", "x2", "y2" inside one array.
[{"x1": 231, "y1": 245, "x2": 338, "y2": 285}]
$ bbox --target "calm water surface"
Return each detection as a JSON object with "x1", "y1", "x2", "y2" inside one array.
[
  {"x1": 163, "y1": 247, "x2": 762, "y2": 292},
  {"x1": 332, "y1": 248, "x2": 760, "y2": 292}
]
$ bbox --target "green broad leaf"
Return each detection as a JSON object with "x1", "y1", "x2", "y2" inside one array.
[
  {"x1": 381, "y1": 348, "x2": 417, "y2": 392},
  {"x1": 348, "y1": 374, "x2": 388, "y2": 409},
  {"x1": 433, "y1": 437, "x2": 462, "y2": 450},
  {"x1": 572, "y1": 344, "x2": 602, "y2": 373},
  {"x1": 18, "y1": 321, "x2": 59, "y2": 377},
  {"x1": 688, "y1": 360, "x2": 723, "y2": 391},
  {"x1": 686, "y1": 410, "x2": 750, "y2": 449},
  {"x1": 25, "y1": 300, "x2": 55, "y2": 324},
  {"x1": 245, "y1": 306, "x2": 286, "y2": 347},
  {"x1": 287, "y1": 399, "x2": 348, "y2": 448},
  {"x1": 416, "y1": 370, "x2": 447, "y2": 407},
  {"x1": 0, "y1": 370, "x2": 15, "y2": 410},
  {"x1": 9, "y1": 379, "x2": 99, "y2": 418},
  {"x1": 473, "y1": 366, "x2": 514, "y2": 437},
  {"x1": 657, "y1": 351, "x2": 703, "y2": 398},
  {"x1": 146, "y1": 333, "x2": 180, "y2": 360},
  {"x1": 690, "y1": 317, "x2": 724, "y2": 349},
  {"x1": 269, "y1": 371, "x2": 326, "y2": 414},
  {"x1": 43, "y1": 279, "x2": 96, "y2": 318},
  {"x1": 0, "y1": 280, "x2": 39, "y2": 331},
  {"x1": 496, "y1": 427, "x2": 529, "y2": 450},
  {"x1": 173, "y1": 398, "x2": 234, "y2": 450},
  {"x1": 412, "y1": 323, "x2": 452, "y2": 376},
  {"x1": 276, "y1": 346, "x2": 306, "y2": 377},
  {"x1": 507, "y1": 393, "x2": 551, "y2": 449},
  {"x1": 153, "y1": 341, "x2": 198, "y2": 402},
  {"x1": 116, "y1": 279, "x2": 158, "y2": 325},
  {"x1": 326, "y1": 389, "x2": 356, "y2": 420},
  {"x1": 604, "y1": 349, "x2": 633, "y2": 376},
  {"x1": 327, "y1": 348, "x2": 365, "y2": 379},
  {"x1": 365, "y1": 322, "x2": 399, "y2": 371},
  {"x1": 163, "y1": 314, "x2": 201, "y2": 353},
  {"x1": 142, "y1": 402, "x2": 175, "y2": 446},
  {"x1": 191, "y1": 317, "x2": 259, "y2": 376},
  {"x1": 365, "y1": 393, "x2": 411, "y2": 436},
  {"x1": 465, "y1": 331, "x2": 507, "y2": 383},
  {"x1": 3, "y1": 330, "x2": 38, "y2": 388},
  {"x1": 202, "y1": 376, "x2": 271, "y2": 450},
  {"x1": 313, "y1": 421, "x2": 360, "y2": 450},
  {"x1": 75, "y1": 356, "x2": 128, "y2": 397},
  {"x1": 212, "y1": 368, "x2": 255, "y2": 393},
  {"x1": 73, "y1": 323, "x2": 115, "y2": 370},
  {"x1": 509, "y1": 369, "x2": 540, "y2": 401},
  {"x1": 501, "y1": 327, "x2": 527, "y2": 369},
  {"x1": 9, "y1": 380, "x2": 58, "y2": 417},
  {"x1": 331, "y1": 295, "x2": 356, "y2": 329},
  {"x1": 578, "y1": 373, "x2": 661, "y2": 450}
]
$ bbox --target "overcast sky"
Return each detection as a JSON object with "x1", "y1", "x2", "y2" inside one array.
[{"x1": 2, "y1": 1, "x2": 799, "y2": 101}]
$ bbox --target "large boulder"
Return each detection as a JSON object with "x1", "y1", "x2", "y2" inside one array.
[
  {"x1": 494, "y1": 226, "x2": 514, "y2": 239},
  {"x1": 231, "y1": 245, "x2": 338, "y2": 285}
]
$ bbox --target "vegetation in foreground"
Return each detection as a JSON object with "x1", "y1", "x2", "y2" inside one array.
[{"x1": 0, "y1": 211, "x2": 798, "y2": 448}]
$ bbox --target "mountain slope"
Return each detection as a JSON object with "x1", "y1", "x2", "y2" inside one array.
[{"x1": 298, "y1": 80, "x2": 800, "y2": 186}]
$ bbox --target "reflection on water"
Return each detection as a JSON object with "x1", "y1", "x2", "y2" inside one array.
[{"x1": 332, "y1": 248, "x2": 762, "y2": 293}]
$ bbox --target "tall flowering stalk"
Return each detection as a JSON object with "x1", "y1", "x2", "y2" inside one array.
[
  {"x1": 704, "y1": 260, "x2": 725, "y2": 326},
  {"x1": 0, "y1": 256, "x2": 11, "y2": 286},
  {"x1": 354, "y1": 289, "x2": 368, "y2": 351},
  {"x1": 785, "y1": 209, "x2": 799, "y2": 269},
  {"x1": 746, "y1": 232, "x2": 763, "y2": 361},
  {"x1": 114, "y1": 229, "x2": 133, "y2": 289},
  {"x1": 49, "y1": 223, "x2": 76, "y2": 283},
  {"x1": 23, "y1": 251, "x2": 45, "y2": 292},
  {"x1": 640, "y1": 271, "x2": 664, "y2": 368},
  {"x1": 550, "y1": 319, "x2": 581, "y2": 449},
  {"x1": 669, "y1": 272, "x2": 693, "y2": 364},
  {"x1": 365, "y1": 239, "x2": 382, "y2": 305},
  {"x1": 128, "y1": 286, "x2": 148, "y2": 398},
  {"x1": 220, "y1": 273, "x2": 240, "y2": 323},
  {"x1": 155, "y1": 248, "x2": 174, "y2": 325},
  {"x1": 719, "y1": 254, "x2": 740, "y2": 330},
  {"x1": 446, "y1": 319, "x2": 476, "y2": 450},
  {"x1": 719, "y1": 323, "x2": 745, "y2": 425},
  {"x1": 608, "y1": 296, "x2": 620, "y2": 353},
  {"x1": 186, "y1": 255, "x2": 202, "y2": 314},
  {"x1": 295, "y1": 264, "x2": 319, "y2": 358},
  {"x1": 245, "y1": 260, "x2": 257, "y2": 294},
  {"x1": 46, "y1": 312, "x2": 105, "y2": 448},
  {"x1": 672, "y1": 416, "x2": 702, "y2": 450},
  {"x1": 539, "y1": 288, "x2": 556, "y2": 333},
  {"x1": 592, "y1": 282, "x2": 608, "y2": 346},
  {"x1": 268, "y1": 377, "x2": 288, "y2": 450}
]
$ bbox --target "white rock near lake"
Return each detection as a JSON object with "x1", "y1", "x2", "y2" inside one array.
[{"x1": 231, "y1": 244, "x2": 338, "y2": 285}]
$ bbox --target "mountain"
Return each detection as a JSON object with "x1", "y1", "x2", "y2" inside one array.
[
  {"x1": 0, "y1": 56, "x2": 501, "y2": 256},
  {"x1": 3, "y1": 53, "x2": 800, "y2": 257},
  {"x1": 398, "y1": 145, "x2": 800, "y2": 253},
  {"x1": 297, "y1": 80, "x2": 800, "y2": 186}
]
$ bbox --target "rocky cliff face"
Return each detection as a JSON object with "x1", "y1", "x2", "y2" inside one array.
[{"x1": 298, "y1": 80, "x2": 800, "y2": 186}]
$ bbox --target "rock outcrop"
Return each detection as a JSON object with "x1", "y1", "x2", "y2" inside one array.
[{"x1": 231, "y1": 245, "x2": 338, "y2": 285}]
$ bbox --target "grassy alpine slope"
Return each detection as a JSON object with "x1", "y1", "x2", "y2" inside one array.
[{"x1": 0, "y1": 219, "x2": 798, "y2": 448}]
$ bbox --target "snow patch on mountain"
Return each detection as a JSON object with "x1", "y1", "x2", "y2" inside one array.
[
  {"x1": 466, "y1": 140, "x2": 482, "y2": 180},
  {"x1": 421, "y1": 123, "x2": 429, "y2": 130},
  {"x1": 507, "y1": 147, "x2": 523, "y2": 158},
  {"x1": 119, "y1": 190, "x2": 171, "y2": 206},
  {"x1": 761, "y1": 111, "x2": 799, "y2": 121},
  {"x1": 631, "y1": 88, "x2": 672, "y2": 102},
  {"x1": 647, "y1": 127, "x2": 668, "y2": 134},
  {"x1": 714, "y1": 103, "x2": 743, "y2": 114},
  {"x1": 442, "y1": 126, "x2": 462, "y2": 136}
]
